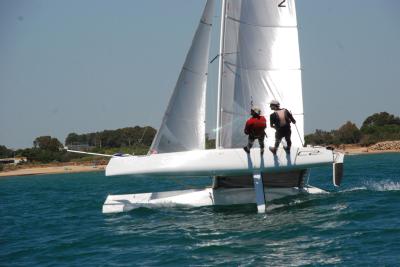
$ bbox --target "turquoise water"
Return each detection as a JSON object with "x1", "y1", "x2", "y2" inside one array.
[{"x1": 1, "y1": 153, "x2": 400, "y2": 266}]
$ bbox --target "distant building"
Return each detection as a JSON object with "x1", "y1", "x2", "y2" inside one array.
[{"x1": 0, "y1": 157, "x2": 27, "y2": 165}]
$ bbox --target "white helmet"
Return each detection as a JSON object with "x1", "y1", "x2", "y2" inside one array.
[
  {"x1": 251, "y1": 107, "x2": 261, "y2": 115},
  {"x1": 270, "y1": 100, "x2": 280, "y2": 107}
]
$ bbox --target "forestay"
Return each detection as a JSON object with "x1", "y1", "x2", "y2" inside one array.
[
  {"x1": 149, "y1": 0, "x2": 215, "y2": 154},
  {"x1": 218, "y1": 0, "x2": 304, "y2": 149}
]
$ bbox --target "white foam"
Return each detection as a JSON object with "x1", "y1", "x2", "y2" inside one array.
[
  {"x1": 341, "y1": 186, "x2": 367, "y2": 192},
  {"x1": 364, "y1": 180, "x2": 400, "y2": 191}
]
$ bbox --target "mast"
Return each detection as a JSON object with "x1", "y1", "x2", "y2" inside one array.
[{"x1": 215, "y1": 0, "x2": 227, "y2": 149}]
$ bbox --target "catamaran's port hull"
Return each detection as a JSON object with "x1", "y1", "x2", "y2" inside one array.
[
  {"x1": 102, "y1": 186, "x2": 326, "y2": 214},
  {"x1": 105, "y1": 147, "x2": 339, "y2": 177}
]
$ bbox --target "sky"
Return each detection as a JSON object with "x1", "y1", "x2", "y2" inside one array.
[{"x1": 0, "y1": 0, "x2": 399, "y2": 149}]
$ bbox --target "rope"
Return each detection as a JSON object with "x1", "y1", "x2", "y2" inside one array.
[
  {"x1": 136, "y1": 127, "x2": 148, "y2": 145},
  {"x1": 287, "y1": 109, "x2": 305, "y2": 147},
  {"x1": 293, "y1": 123, "x2": 305, "y2": 147}
]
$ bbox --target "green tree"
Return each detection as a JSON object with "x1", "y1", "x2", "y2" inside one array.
[
  {"x1": 361, "y1": 112, "x2": 400, "y2": 129},
  {"x1": 304, "y1": 112, "x2": 400, "y2": 146},
  {"x1": 33, "y1": 136, "x2": 63, "y2": 152},
  {"x1": 65, "y1": 126, "x2": 156, "y2": 149},
  {"x1": 205, "y1": 133, "x2": 216, "y2": 149},
  {"x1": 0, "y1": 145, "x2": 14, "y2": 158},
  {"x1": 65, "y1": 133, "x2": 80, "y2": 145},
  {"x1": 305, "y1": 129, "x2": 334, "y2": 145},
  {"x1": 360, "y1": 112, "x2": 400, "y2": 145},
  {"x1": 336, "y1": 121, "x2": 361, "y2": 144}
]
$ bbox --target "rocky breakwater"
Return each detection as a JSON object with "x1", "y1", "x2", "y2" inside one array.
[{"x1": 369, "y1": 141, "x2": 400, "y2": 151}]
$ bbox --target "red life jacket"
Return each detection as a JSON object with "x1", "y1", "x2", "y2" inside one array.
[{"x1": 244, "y1": 116, "x2": 267, "y2": 137}]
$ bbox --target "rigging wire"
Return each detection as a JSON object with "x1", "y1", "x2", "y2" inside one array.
[
  {"x1": 136, "y1": 127, "x2": 148, "y2": 145},
  {"x1": 210, "y1": 54, "x2": 219, "y2": 64},
  {"x1": 293, "y1": 123, "x2": 305, "y2": 147}
]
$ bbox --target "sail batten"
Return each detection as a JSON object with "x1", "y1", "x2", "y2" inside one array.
[
  {"x1": 222, "y1": 61, "x2": 301, "y2": 71},
  {"x1": 149, "y1": 0, "x2": 215, "y2": 154},
  {"x1": 181, "y1": 66, "x2": 208, "y2": 76},
  {"x1": 226, "y1": 16, "x2": 297, "y2": 28}
]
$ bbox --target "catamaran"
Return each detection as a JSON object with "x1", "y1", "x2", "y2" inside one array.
[{"x1": 70, "y1": 0, "x2": 344, "y2": 214}]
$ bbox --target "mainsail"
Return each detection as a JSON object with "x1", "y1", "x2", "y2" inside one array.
[
  {"x1": 217, "y1": 0, "x2": 304, "y2": 149},
  {"x1": 149, "y1": 0, "x2": 215, "y2": 154}
]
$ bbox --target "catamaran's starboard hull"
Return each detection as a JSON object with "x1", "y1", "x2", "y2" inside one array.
[
  {"x1": 102, "y1": 186, "x2": 326, "y2": 213},
  {"x1": 105, "y1": 147, "x2": 337, "y2": 177}
]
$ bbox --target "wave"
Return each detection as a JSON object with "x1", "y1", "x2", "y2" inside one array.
[
  {"x1": 364, "y1": 179, "x2": 400, "y2": 191},
  {"x1": 340, "y1": 186, "x2": 367, "y2": 192},
  {"x1": 339, "y1": 179, "x2": 400, "y2": 193}
]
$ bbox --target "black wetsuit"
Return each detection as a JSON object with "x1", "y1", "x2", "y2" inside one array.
[{"x1": 270, "y1": 109, "x2": 296, "y2": 149}]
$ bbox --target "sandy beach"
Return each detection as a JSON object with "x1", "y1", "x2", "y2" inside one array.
[
  {"x1": 338, "y1": 148, "x2": 400, "y2": 155},
  {"x1": 0, "y1": 164, "x2": 106, "y2": 177}
]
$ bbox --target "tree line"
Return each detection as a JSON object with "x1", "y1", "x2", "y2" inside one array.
[
  {"x1": 0, "y1": 126, "x2": 218, "y2": 165},
  {"x1": 65, "y1": 126, "x2": 155, "y2": 148},
  {"x1": 0, "y1": 126, "x2": 156, "y2": 164},
  {"x1": 305, "y1": 112, "x2": 400, "y2": 146}
]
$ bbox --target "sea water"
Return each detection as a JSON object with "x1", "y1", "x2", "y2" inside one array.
[{"x1": 1, "y1": 153, "x2": 400, "y2": 266}]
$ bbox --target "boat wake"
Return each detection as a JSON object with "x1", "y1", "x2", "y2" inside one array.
[
  {"x1": 363, "y1": 179, "x2": 400, "y2": 191},
  {"x1": 340, "y1": 186, "x2": 368, "y2": 193},
  {"x1": 340, "y1": 179, "x2": 400, "y2": 192}
]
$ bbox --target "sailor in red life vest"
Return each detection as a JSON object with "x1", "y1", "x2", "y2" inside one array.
[{"x1": 243, "y1": 107, "x2": 267, "y2": 154}]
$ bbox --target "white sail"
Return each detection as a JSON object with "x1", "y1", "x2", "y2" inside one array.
[
  {"x1": 149, "y1": 0, "x2": 215, "y2": 154},
  {"x1": 218, "y1": 0, "x2": 304, "y2": 148}
]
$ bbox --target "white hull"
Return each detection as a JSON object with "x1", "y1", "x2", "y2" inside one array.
[
  {"x1": 102, "y1": 186, "x2": 326, "y2": 213},
  {"x1": 106, "y1": 146, "x2": 338, "y2": 177},
  {"x1": 103, "y1": 146, "x2": 343, "y2": 214}
]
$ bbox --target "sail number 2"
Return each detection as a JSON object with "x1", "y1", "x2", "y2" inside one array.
[{"x1": 278, "y1": 0, "x2": 286, "y2": 7}]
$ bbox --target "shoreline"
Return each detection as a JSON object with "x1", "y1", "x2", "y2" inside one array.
[
  {"x1": 335, "y1": 142, "x2": 400, "y2": 156},
  {"x1": 341, "y1": 149, "x2": 400, "y2": 156},
  {"x1": 0, "y1": 164, "x2": 106, "y2": 178},
  {"x1": 337, "y1": 148, "x2": 400, "y2": 156}
]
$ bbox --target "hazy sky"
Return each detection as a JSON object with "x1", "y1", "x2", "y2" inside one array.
[{"x1": 1, "y1": 0, "x2": 399, "y2": 149}]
